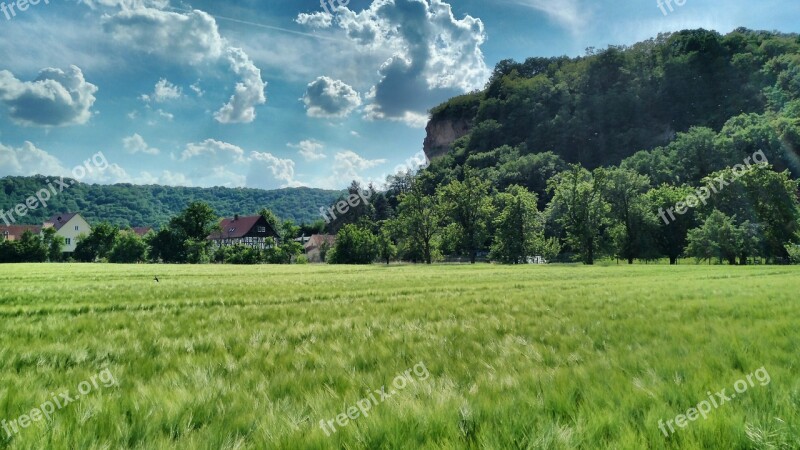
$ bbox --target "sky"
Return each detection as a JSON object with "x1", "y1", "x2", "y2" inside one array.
[{"x1": 0, "y1": 0, "x2": 798, "y2": 191}]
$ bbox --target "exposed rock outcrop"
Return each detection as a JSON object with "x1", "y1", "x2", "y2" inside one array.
[{"x1": 423, "y1": 117, "x2": 471, "y2": 160}]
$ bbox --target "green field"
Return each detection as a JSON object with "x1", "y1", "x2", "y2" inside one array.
[{"x1": 0, "y1": 264, "x2": 798, "y2": 449}]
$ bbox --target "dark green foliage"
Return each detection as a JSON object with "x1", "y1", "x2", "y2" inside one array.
[
  {"x1": 0, "y1": 177, "x2": 341, "y2": 227},
  {"x1": 429, "y1": 28, "x2": 800, "y2": 170},
  {"x1": 108, "y1": 231, "x2": 147, "y2": 264},
  {"x1": 328, "y1": 224, "x2": 378, "y2": 265},
  {"x1": 74, "y1": 222, "x2": 119, "y2": 262}
]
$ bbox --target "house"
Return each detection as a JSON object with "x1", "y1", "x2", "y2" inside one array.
[
  {"x1": 0, "y1": 225, "x2": 43, "y2": 242},
  {"x1": 42, "y1": 213, "x2": 91, "y2": 253},
  {"x1": 304, "y1": 234, "x2": 336, "y2": 263},
  {"x1": 207, "y1": 215, "x2": 279, "y2": 249}
]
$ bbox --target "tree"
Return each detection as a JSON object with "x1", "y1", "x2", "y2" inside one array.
[
  {"x1": 646, "y1": 185, "x2": 697, "y2": 264},
  {"x1": 685, "y1": 210, "x2": 742, "y2": 264},
  {"x1": 41, "y1": 227, "x2": 65, "y2": 262},
  {"x1": 0, "y1": 239, "x2": 20, "y2": 263},
  {"x1": 395, "y1": 179, "x2": 442, "y2": 264},
  {"x1": 437, "y1": 166, "x2": 494, "y2": 263},
  {"x1": 600, "y1": 167, "x2": 656, "y2": 264},
  {"x1": 546, "y1": 165, "x2": 610, "y2": 264},
  {"x1": 258, "y1": 208, "x2": 281, "y2": 236},
  {"x1": 376, "y1": 226, "x2": 397, "y2": 265},
  {"x1": 148, "y1": 202, "x2": 219, "y2": 264},
  {"x1": 146, "y1": 228, "x2": 185, "y2": 263},
  {"x1": 16, "y1": 231, "x2": 47, "y2": 263},
  {"x1": 328, "y1": 224, "x2": 378, "y2": 265},
  {"x1": 74, "y1": 222, "x2": 119, "y2": 262},
  {"x1": 490, "y1": 185, "x2": 557, "y2": 264},
  {"x1": 170, "y1": 202, "x2": 219, "y2": 241},
  {"x1": 701, "y1": 165, "x2": 800, "y2": 260},
  {"x1": 109, "y1": 231, "x2": 147, "y2": 263}
]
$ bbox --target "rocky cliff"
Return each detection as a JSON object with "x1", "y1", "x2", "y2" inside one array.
[{"x1": 422, "y1": 117, "x2": 471, "y2": 160}]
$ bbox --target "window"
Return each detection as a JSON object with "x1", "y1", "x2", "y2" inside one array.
[
  {"x1": 257, "y1": 226, "x2": 266, "y2": 233},
  {"x1": 65, "y1": 238, "x2": 71, "y2": 245},
  {"x1": 75, "y1": 225, "x2": 79, "y2": 231}
]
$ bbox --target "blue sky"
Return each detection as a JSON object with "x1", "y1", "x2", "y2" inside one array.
[{"x1": 0, "y1": 0, "x2": 798, "y2": 190}]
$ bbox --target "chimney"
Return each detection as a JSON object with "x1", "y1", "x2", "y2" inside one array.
[{"x1": 234, "y1": 214, "x2": 239, "y2": 221}]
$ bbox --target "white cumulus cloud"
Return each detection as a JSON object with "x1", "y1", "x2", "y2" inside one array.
[
  {"x1": 289, "y1": 140, "x2": 327, "y2": 161},
  {"x1": 102, "y1": 8, "x2": 225, "y2": 64},
  {"x1": 296, "y1": 0, "x2": 489, "y2": 127},
  {"x1": 247, "y1": 152, "x2": 302, "y2": 189},
  {"x1": 303, "y1": 76, "x2": 362, "y2": 118},
  {"x1": 180, "y1": 139, "x2": 246, "y2": 162},
  {"x1": 123, "y1": 133, "x2": 160, "y2": 155},
  {"x1": 0, "y1": 66, "x2": 98, "y2": 127},
  {"x1": 214, "y1": 48, "x2": 267, "y2": 124},
  {"x1": 141, "y1": 78, "x2": 182, "y2": 103}
]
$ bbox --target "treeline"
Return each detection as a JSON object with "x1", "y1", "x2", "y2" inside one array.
[
  {"x1": 0, "y1": 203, "x2": 321, "y2": 264},
  {"x1": 316, "y1": 159, "x2": 800, "y2": 265},
  {"x1": 0, "y1": 177, "x2": 341, "y2": 227}
]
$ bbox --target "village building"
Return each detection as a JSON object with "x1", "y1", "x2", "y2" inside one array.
[
  {"x1": 42, "y1": 213, "x2": 92, "y2": 253},
  {"x1": 304, "y1": 234, "x2": 336, "y2": 263},
  {"x1": 0, "y1": 225, "x2": 43, "y2": 242},
  {"x1": 207, "y1": 215, "x2": 280, "y2": 249}
]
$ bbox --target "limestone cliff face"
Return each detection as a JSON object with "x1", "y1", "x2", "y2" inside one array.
[{"x1": 422, "y1": 117, "x2": 471, "y2": 160}]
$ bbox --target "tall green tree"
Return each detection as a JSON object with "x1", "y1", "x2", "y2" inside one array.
[
  {"x1": 437, "y1": 166, "x2": 494, "y2": 263},
  {"x1": 546, "y1": 165, "x2": 610, "y2": 264},
  {"x1": 600, "y1": 167, "x2": 656, "y2": 264},
  {"x1": 685, "y1": 210, "x2": 742, "y2": 265},
  {"x1": 490, "y1": 185, "x2": 558, "y2": 264},
  {"x1": 646, "y1": 184, "x2": 697, "y2": 264},
  {"x1": 74, "y1": 222, "x2": 119, "y2": 262},
  {"x1": 41, "y1": 227, "x2": 65, "y2": 262},
  {"x1": 396, "y1": 179, "x2": 442, "y2": 264}
]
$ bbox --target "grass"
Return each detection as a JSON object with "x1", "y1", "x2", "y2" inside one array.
[{"x1": 0, "y1": 263, "x2": 798, "y2": 449}]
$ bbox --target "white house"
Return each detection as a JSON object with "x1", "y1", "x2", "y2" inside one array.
[{"x1": 43, "y1": 213, "x2": 92, "y2": 253}]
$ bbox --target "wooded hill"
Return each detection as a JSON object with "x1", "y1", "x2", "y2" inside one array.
[
  {"x1": 425, "y1": 28, "x2": 800, "y2": 172},
  {"x1": 0, "y1": 176, "x2": 342, "y2": 228}
]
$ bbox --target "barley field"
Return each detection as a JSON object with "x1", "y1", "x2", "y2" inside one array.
[{"x1": 0, "y1": 264, "x2": 798, "y2": 449}]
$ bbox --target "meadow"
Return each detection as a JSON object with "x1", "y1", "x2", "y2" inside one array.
[{"x1": 0, "y1": 263, "x2": 798, "y2": 449}]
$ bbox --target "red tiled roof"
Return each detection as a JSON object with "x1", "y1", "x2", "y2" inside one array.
[
  {"x1": 0, "y1": 225, "x2": 42, "y2": 240},
  {"x1": 44, "y1": 213, "x2": 78, "y2": 231}
]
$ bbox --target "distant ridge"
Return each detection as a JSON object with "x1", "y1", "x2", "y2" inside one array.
[{"x1": 0, "y1": 175, "x2": 343, "y2": 228}]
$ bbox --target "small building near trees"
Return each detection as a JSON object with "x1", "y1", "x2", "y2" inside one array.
[{"x1": 207, "y1": 215, "x2": 279, "y2": 249}]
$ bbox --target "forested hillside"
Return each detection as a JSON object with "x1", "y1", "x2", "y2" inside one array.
[
  {"x1": 425, "y1": 28, "x2": 800, "y2": 170},
  {"x1": 0, "y1": 176, "x2": 341, "y2": 227}
]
